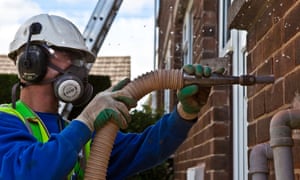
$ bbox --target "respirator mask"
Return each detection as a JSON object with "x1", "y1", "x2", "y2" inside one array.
[
  {"x1": 49, "y1": 58, "x2": 93, "y2": 106},
  {"x1": 13, "y1": 44, "x2": 93, "y2": 107}
]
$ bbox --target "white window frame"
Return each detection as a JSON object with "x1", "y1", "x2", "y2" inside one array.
[
  {"x1": 219, "y1": 1, "x2": 248, "y2": 180},
  {"x1": 182, "y1": 0, "x2": 194, "y2": 65},
  {"x1": 187, "y1": 163, "x2": 205, "y2": 180},
  {"x1": 164, "y1": 40, "x2": 172, "y2": 113},
  {"x1": 219, "y1": 0, "x2": 232, "y2": 56}
]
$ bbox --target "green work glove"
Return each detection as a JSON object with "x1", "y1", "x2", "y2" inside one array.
[
  {"x1": 177, "y1": 64, "x2": 224, "y2": 120},
  {"x1": 76, "y1": 78, "x2": 137, "y2": 131}
]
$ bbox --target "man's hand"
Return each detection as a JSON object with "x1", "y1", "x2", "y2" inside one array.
[
  {"x1": 76, "y1": 78, "x2": 137, "y2": 131},
  {"x1": 177, "y1": 64, "x2": 224, "y2": 120}
]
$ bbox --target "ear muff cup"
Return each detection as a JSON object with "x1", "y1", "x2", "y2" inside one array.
[
  {"x1": 54, "y1": 74, "x2": 85, "y2": 103},
  {"x1": 17, "y1": 45, "x2": 48, "y2": 82}
]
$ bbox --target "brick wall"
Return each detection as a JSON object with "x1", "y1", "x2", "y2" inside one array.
[
  {"x1": 173, "y1": 85, "x2": 232, "y2": 180},
  {"x1": 230, "y1": 0, "x2": 300, "y2": 179},
  {"x1": 157, "y1": 0, "x2": 232, "y2": 179}
]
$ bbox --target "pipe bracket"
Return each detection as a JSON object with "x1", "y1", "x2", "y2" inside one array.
[{"x1": 270, "y1": 126, "x2": 293, "y2": 147}]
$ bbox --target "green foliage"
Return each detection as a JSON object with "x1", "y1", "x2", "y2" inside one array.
[
  {"x1": 0, "y1": 74, "x2": 19, "y2": 104},
  {"x1": 124, "y1": 105, "x2": 174, "y2": 180},
  {"x1": 123, "y1": 105, "x2": 163, "y2": 133}
]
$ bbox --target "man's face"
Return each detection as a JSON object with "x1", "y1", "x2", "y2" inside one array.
[
  {"x1": 45, "y1": 50, "x2": 72, "y2": 79},
  {"x1": 45, "y1": 49, "x2": 86, "y2": 81}
]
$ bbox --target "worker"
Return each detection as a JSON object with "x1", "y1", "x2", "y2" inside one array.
[{"x1": 0, "y1": 14, "x2": 221, "y2": 179}]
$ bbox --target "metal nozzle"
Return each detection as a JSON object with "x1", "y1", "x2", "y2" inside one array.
[{"x1": 184, "y1": 74, "x2": 275, "y2": 87}]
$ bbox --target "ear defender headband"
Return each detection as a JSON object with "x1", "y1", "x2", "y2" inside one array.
[{"x1": 17, "y1": 22, "x2": 49, "y2": 82}]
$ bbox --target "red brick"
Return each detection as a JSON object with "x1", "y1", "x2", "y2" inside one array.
[
  {"x1": 294, "y1": 35, "x2": 300, "y2": 66},
  {"x1": 283, "y1": 2, "x2": 300, "y2": 43},
  {"x1": 248, "y1": 123, "x2": 256, "y2": 146},
  {"x1": 272, "y1": 0, "x2": 294, "y2": 23},
  {"x1": 212, "y1": 122, "x2": 229, "y2": 137},
  {"x1": 250, "y1": 59, "x2": 274, "y2": 95},
  {"x1": 246, "y1": 51, "x2": 255, "y2": 73},
  {"x1": 192, "y1": 143, "x2": 209, "y2": 158},
  {"x1": 211, "y1": 107, "x2": 229, "y2": 121},
  {"x1": 194, "y1": 128, "x2": 206, "y2": 144},
  {"x1": 247, "y1": 98, "x2": 254, "y2": 123},
  {"x1": 252, "y1": 43, "x2": 264, "y2": 69},
  {"x1": 255, "y1": 6, "x2": 273, "y2": 41},
  {"x1": 212, "y1": 139, "x2": 229, "y2": 154},
  {"x1": 265, "y1": 79, "x2": 284, "y2": 112},
  {"x1": 202, "y1": 11, "x2": 217, "y2": 25},
  {"x1": 210, "y1": 171, "x2": 229, "y2": 180},
  {"x1": 205, "y1": 155, "x2": 228, "y2": 170},
  {"x1": 197, "y1": 110, "x2": 211, "y2": 129},
  {"x1": 257, "y1": 57, "x2": 273, "y2": 76},
  {"x1": 285, "y1": 69, "x2": 300, "y2": 104},
  {"x1": 247, "y1": 29, "x2": 256, "y2": 51},
  {"x1": 273, "y1": 44, "x2": 295, "y2": 78},
  {"x1": 200, "y1": 51, "x2": 217, "y2": 59},
  {"x1": 262, "y1": 22, "x2": 282, "y2": 60},
  {"x1": 256, "y1": 116, "x2": 272, "y2": 143},
  {"x1": 252, "y1": 91, "x2": 266, "y2": 119},
  {"x1": 209, "y1": 90, "x2": 230, "y2": 106},
  {"x1": 201, "y1": 37, "x2": 217, "y2": 51},
  {"x1": 247, "y1": 81, "x2": 256, "y2": 98},
  {"x1": 203, "y1": 0, "x2": 218, "y2": 11}
]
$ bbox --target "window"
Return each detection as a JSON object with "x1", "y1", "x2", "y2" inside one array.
[
  {"x1": 219, "y1": 1, "x2": 248, "y2": 180},
  {"x1": 187, "y1": 164, "x2": 205, "y2": 180},
  {"x1": 164, "y1": 40, "x2": 172, "y2": 113},
  {"x1": 219, "y1": 0, "x2": 232, "y2": 56},
  {"x1": 182, "y1": 0, "x2": 194, "y2": 64}
]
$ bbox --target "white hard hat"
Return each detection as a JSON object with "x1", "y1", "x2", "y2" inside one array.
[{"x1": 8, "y1": 14, "x2": 95, "y2": 62}]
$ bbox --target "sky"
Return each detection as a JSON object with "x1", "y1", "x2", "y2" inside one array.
[
  {"x1": 0, "y1": 0, "x2": 155, "y2": 108},
  {"x1": 0, "y1": 0, "x2": 155, "y2": 79}
]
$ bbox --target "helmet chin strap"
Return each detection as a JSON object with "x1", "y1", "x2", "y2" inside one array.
[
  {"x1": 11, "y1": 78, "x2": 58, "y2": 109},
  {"x1": 11, "y1": 62, "x2": 64, "y2": 109},
  {"x1": 47, "y1": 61, "x2": 66, "y2": 74},
  {"x1": 11, "y1": 82, "x2": 21, "y2": 109}
]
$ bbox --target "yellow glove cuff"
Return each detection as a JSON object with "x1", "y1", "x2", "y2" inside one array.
[{"x1": 177, "y1": 103, "x2": 198, "y2": 120}]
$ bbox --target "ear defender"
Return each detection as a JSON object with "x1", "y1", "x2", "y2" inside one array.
[{"x1": 17, "y1": 44, "x2": 48, "y2": 82}]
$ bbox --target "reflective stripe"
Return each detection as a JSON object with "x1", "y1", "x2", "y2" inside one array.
[
  {"x1": 0, "y1": 104, "x2": 26, "y2": 123},
  {"x1": 0, "y1": 100, "x2": 90, "y2": 179},
  {"x1": 15, "y1": 101, "x2": 49, "y2": 142},
  {"x1": 0, "y1": 101, "x2": 49, "y2": 142},
  {"x1": 0, "y1": 101, "x2": 50, "y2": 143}
]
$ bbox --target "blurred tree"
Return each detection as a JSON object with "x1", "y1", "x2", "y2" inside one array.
[
  {"x1": 0, "y1": 74, "x2": 18, "y2": 104},
  {"x1": 125, "y1": 105, "x2": 174, "y2": 180}
]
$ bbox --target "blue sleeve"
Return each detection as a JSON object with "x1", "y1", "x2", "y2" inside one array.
[
  {"x1": 0, "y1": 112, "x2": 91, "y2": 180},
  {"x1": 107, "y1": 107, "x2": 195, "y2": 179}
]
